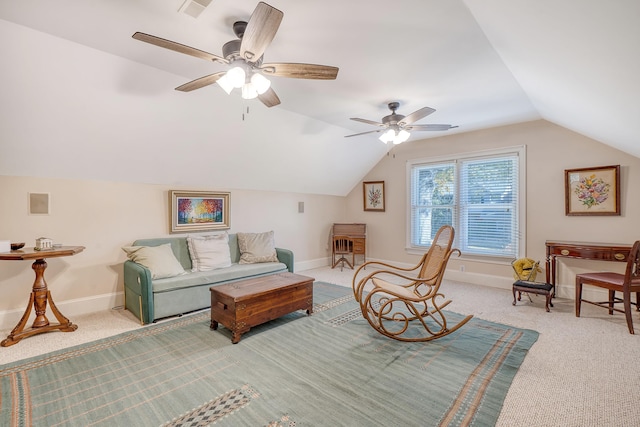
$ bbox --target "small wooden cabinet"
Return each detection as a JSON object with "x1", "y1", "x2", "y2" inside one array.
[
  {"x1": 332, "y1": 223, "x2": 366, "y2": 265},
  {"x1": 352, "y1": 238, "x2": 366, "y2": 257}
]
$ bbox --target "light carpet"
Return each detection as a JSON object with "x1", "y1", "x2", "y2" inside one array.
[{"x1": 0, "y1": 282, "x2": 538, "y2": 426}]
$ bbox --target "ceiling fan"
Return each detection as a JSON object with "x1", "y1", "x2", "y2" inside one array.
[
  {"x1": 132, "y1": 2, "x2": 338, "y2": 107},
  {"x1": 345, "y1": 102, "x2": 458, "y2": 144}
]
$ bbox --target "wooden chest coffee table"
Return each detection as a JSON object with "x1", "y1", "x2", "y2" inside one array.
[{"x1": 210, "y1": 272, "x2": 314, "y2": 343}]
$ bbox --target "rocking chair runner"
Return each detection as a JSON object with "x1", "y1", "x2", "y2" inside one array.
[{"x1": 352, "y1": 225, "x2": 472, "y2": 342}]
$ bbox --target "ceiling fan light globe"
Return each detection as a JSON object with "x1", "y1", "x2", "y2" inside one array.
[
  {"x1": 251, "y1": 73, "x2": 271, "y2": 94},
  {"x1": 216, "y1": 74, "x2": 234, "y2": 94},
  {"x1": 394, "y1": 130, "x2": 411, "y2": 144},
  {"x1": 226, "y1": 66, "x2": 246, "y2": 88},
  {"x1": 241, "y1": 82, "x2": 259, "y2": 99},
  {"x1": 379, "y1": 129, "x2": 395, "y2": 144}
]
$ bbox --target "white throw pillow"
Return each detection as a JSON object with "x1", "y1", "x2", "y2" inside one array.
[
  {"x1": 238, "y1": 231, "x2": 279, "y2": 264},
  {"x1": 122, "y1": 244, "x2": 185, "y2": 279},
  {"x1": 187, "y1": 233, "x2": 232, "y2": 272}
]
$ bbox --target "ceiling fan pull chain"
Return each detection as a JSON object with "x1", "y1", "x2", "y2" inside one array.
[{"x1": 240, "y1": 104, "x2": 251, "y2": 121}]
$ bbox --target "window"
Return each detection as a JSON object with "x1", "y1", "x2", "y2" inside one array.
[{"x1": 408, "y1": 147, "x2": 524, "y2": 259}]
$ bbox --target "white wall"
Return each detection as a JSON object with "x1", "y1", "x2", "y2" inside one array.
[
  {"x1": 0, "y1": 176, "x2": 345, "y2": 329},
  {"x1": 2, "y1": 121, "x2": 637, "y2": 331},
  {"x1": 0, "y1": 18, "x2": 383, "y2": 197},
  {"x1": 344, "y1": 120, "x2": 640, "y2": 298}
]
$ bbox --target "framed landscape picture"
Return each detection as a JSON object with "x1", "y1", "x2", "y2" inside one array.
[
  {"x1": 169, "y1": 190, "x2": 230, "y2": 233},
  {"x1": 363, "y1": 181, "x2": 385, "y2": 212},
  {"x1": 564, "y1": 165, "x2": 620, "y2": 216}
]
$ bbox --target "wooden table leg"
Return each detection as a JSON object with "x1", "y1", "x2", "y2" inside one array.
[{"x1": 1, "y1": 258, "x2": 77, "y2": 347}]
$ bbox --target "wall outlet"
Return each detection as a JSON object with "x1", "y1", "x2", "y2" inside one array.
[{"x1": 460, "y1": 265, "x2": 465, "y2": 272}]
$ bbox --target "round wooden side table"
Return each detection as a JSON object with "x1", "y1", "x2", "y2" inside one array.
[{"x1": 1, "y1": 245, "x2": 85, "y2": 347}]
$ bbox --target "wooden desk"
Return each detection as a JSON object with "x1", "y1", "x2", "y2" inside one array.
[
  {"x1": 1, "y1": 246, "x2": 85, "y2": 347},
  {"x1": 545, "y1": 241, "x2": 632, "y2": 294},
  {"x1": 331, "y1": 223, "x2": 366, "y2": 265}
]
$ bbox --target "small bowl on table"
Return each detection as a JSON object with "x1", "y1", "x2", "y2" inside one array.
[{"x1": 11, "y1": 242, "x2": 26, "y2": 251}]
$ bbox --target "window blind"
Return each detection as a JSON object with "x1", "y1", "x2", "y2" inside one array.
[
  {"x1": 458, "y1": 154, "x2": 519, "y2": 257},
  {"x1": 409, "y1": 149, "x2": 521, "y2": 259}
]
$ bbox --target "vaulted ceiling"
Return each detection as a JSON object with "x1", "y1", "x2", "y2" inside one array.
[{"x1": 1, "y1": 1, "x2": 638, "y2": 196}]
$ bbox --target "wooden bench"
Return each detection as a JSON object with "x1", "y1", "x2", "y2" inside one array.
[{"x1": 512, "y1": 280, "x2": 554, "y2": 312}]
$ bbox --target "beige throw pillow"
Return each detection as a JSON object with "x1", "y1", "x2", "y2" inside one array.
[
  {"x1": 122, "y1": 243, "x2": 185, "y2": 279},
  {"x1": 187, "y1": 233, "x2": 232, "y2": 272},
  {"x1": 238, "y1": 231, "x2": 279, "y2": 264}
]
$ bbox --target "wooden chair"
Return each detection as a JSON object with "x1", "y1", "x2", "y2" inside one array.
[
  {"x1": 352, "y1": 225, "x2": 472, "y2": 342},
  {"x1": 332, "y1": 235, "x2": 354, "y2": 271},
  {"x1": 575, "y1": 240, "x2": 640, "y2": 334}
]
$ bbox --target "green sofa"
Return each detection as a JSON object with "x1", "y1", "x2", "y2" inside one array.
[{"x1": 123, "y1": 234, "x2": 294, "y2": 324}]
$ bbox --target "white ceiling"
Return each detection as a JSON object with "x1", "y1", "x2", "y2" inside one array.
[{"x1": 1, "y1": 0, "x2": 638, "y2": 196}]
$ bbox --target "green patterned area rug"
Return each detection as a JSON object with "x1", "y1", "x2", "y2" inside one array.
[{"x1": 1, "y1": 282, "x2": 538, "y2": 427}]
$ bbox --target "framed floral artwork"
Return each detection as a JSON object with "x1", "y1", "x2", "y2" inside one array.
[
  {"x1": 169, "y1": 190, "x2": 230, "y2": 233},
  {"x1": 363, "y1": 181, "x2": 385, "y2": 212},
  {"x1": 564, "y1": 165, "x2": 620, "y2": 216}
]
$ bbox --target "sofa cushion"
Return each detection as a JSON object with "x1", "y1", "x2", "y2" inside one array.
[
  {"x1": 122, "y1": 244, "x2": 186, "y2": 279},
  {"x1": 237, "y1": 231, "x2": 279, "y2": 264},
  {"x1": 132, "y1": 237, "x2": 193, "y2": 271},
  {"x1": 187, "y1": 233, "x2": 232, "y2": 272},
  {"x1": 151, "y1": 262, "x2": 288, "y2": 293}
]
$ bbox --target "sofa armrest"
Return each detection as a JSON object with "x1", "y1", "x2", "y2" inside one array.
[
  {"x1": 276, "y1": 248, "x2": 294, "y2": 273},
  {"x1": 123, "y1": 260, "x2": 154, "y2": 324}
]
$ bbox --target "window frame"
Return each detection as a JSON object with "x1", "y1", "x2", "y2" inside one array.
[{"x1": 406, "y1": 146, "x2": 526, "y2": 261}]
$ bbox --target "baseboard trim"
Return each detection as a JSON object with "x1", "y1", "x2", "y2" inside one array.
[
  {"x1": 0, "y1": 292, "x2": 125, "y2": 331},
  {"x1": 295, "y1": 258, "x2": 331, "y2": 272},
  {"x1": 445, "y1": 270, "x2": 514, "y2": 290},
  {"x1": 1, "y1": 262, "x2": 614, "y2": 331},
  {"x1": 347, "y1": 258, "x2": 612, "y2": 302}
]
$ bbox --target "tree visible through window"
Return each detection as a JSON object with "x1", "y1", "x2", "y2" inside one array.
[
  {"x1": 408, "y1": 148, "x2": 523, "y2": 259},
  {"x1": 411, "y1": 163, "x2": 455, "y2": 246}
]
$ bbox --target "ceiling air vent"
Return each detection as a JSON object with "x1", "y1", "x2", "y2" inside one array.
[{"x1": 178, "y1": 0, "x2": 213, "y2": 19}]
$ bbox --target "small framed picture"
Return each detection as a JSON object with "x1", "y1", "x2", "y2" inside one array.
[
  {"x1": 564, "y1": 165, "x2": 620, "y2": 216},
  {"x1": 363, "y1": 181, "x2": 385, "y2": 212},
  {"x1": 169, "y1": 190, "x2": 230, "y2": 233}
]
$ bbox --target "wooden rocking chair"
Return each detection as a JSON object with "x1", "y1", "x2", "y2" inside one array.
[{"x1": 352, "y1": 225, "x2": 472, "y2": 342}]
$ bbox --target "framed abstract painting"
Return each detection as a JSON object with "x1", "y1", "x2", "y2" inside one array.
[
  {"x1": 169, "y1": 190, "x2": 230, "y2": 233},
  {"x1": 564, "y1": 165, "x2": 620, "y2": 216},
  {"x1": 363, "y1": 181, "x2": 385, "y2": 212}
]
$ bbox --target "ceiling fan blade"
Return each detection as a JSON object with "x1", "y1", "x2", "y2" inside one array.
[
  {"x1": 240, "y1": 2, "x2": 284, "y2": 62},
  {"x1": 175, "y1": 72, "x2": 226, "y2": 92},
  {"x1": 350, "y1": 118, "x2": 385, "y2": 127},
  {"x1": 344, "y1": 130, "x2": 383, "y2": 138},
  {"x1": 132, "y1": 32, "x2": 227, "y2": 64},
  {"x1": 407, "y1": 124, "x2": 459, "y2": 131},
  {"x1": 260, "y1": 63, "x2": 339, "y2": 80},
  {"x1": 398, "y1": 106, "x2": 436, "y2": 126},
  {"x1": 258, "y1": 87, "x2": 281, "y2": 107}
]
